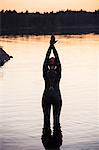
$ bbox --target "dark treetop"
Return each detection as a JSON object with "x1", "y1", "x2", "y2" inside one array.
[{"x1": 0, "y1": 10, "x2": 99, "y2": 35}]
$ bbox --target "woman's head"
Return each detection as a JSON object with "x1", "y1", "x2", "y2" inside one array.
[{"x1": 48, "y1": 57, "x2": 56, "y2": 69}]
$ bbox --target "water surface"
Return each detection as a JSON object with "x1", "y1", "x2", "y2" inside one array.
[{"x1": 0, "y1": 34, "x2": 99, "y2": 150}]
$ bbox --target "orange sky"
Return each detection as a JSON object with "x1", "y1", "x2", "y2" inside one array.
[{"x1": 0, "y1": 0, "x2": 99, "y2": 12}]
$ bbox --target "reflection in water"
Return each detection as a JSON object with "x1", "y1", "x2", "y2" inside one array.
[
  {"x1": 0, "y1": 68, "x2": 4, "y2": 80},
  {"x1": 0, "y1": 34, "x2": 99, "y2": 150},
  {"x1": 41, "y1": 126, "x2": 63, "y2": 150}
]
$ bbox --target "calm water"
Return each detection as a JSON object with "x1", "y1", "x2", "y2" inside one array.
[{"x1": 0, "y1": 34, "x2": 99, "y2": 150}]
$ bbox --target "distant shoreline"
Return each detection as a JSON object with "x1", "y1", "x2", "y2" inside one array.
[
  {"x1": 1, "y1": 26, "x2": 99, "y2": 36},
  {"x1": 0, "y1": 28, "x2": 99, "y2": 36},
  {"x1": 0, "y1": 10, "x2": 99, "y2": 36}
]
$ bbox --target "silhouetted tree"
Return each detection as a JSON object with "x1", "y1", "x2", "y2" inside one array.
[{"x1": 0, "y1": 9, "x2": 99, "y2": 35}]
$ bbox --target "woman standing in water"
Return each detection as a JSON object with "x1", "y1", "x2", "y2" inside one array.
[{"x1": 42, "y1": 35, "x2": 62, "y2": 136}]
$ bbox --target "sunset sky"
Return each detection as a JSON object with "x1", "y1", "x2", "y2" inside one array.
[{"x1": 0, "y1": 0, "x2": 99, "y2": 12}]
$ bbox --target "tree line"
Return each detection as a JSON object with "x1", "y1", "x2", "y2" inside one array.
[{"x1": 0, "y1": 10, "x2": 99, "y2": 35}]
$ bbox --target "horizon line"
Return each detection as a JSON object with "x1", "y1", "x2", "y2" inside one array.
[{"x1": 0, "y1": 9, "x2": 99, "y2": 13}]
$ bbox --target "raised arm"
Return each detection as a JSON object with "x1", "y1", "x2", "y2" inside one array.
[
  {"x1": 53, "y1": 46, "x2": 61, "y2": 79},
  {"x1": 43, "y1": 46, "x2": 51, "y2": 79}
]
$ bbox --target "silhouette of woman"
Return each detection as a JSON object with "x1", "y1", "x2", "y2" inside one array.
[{"x1": 42, "y1": 35, "x2": 62, "y2": 135}]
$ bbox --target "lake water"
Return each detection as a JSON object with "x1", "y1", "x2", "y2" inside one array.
[{"x1": 0, "y1": 34, "x2": 99, "y2": 150}]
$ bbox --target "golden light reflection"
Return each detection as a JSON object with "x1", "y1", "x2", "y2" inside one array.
[
  {"x1": 0, "y1": 69, "x2": 4, "y2": 80},
  {"x1": 0, "y1": 35, "x2": 98, "y2": 148}
]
